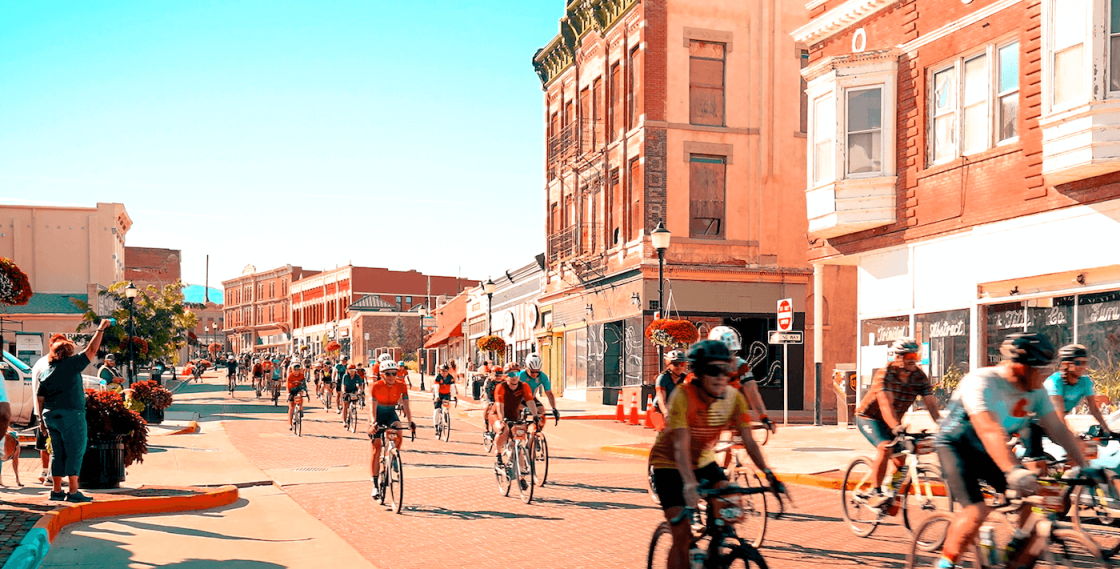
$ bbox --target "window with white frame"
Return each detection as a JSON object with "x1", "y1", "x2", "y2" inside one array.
[
  {"x1": 1053, "y1": 0, "x2": 1087, "y2": 107},
  {"x1": 813, "y1": 95, "x2": 834, "y2": 185},
  {"x1": 929, "y1": 41, "x2": 1020, "y2": 165},
  {"x1": 847, "y1": 88, "x2": 883, "y2": 175}
]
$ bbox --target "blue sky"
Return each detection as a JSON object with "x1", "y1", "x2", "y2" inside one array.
[{"x1": 0, "y1": 1, "x2": 556, "y2": 289}]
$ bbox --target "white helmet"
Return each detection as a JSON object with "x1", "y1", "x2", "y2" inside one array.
[
  {"x1": 708, "y1": 326, "x2": 742, "y2": 352},
  {"x1": 380, "y1": 360, "x2": 399, "y2": 374},
  {"x1": 378, "y1": 353, "x2": 393, "y2": 363},
  {"x1": 525, "y1": 354, "x2": 543, "y2": 371}
]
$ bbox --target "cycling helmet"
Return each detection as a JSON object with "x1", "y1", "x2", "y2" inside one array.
[
  {"x1": 380, "y1": 360, "x2": 399, "y2": 375},
  {"x1": 687, "y1": 340, "x2": 732, "y2": 365},
  {"x1": 1000, "y1": 333, "x2": 1056, "y2": 367},
  {"x1": 378, "y1": 353, "x2": 393, "y2": 363},
  {"x1": 665, "y1": 350, "x2": 689, "y2": 363},
  {"x1": 525, "y1": 354, "x2": 543, "y2": 371},
  {"x1": 1058, "y1": 343, "x2": 1089, "y2": 362},
  {"x1": 397, "y1": 360, "x2": 406, "y2": 369},
  {"x1": 708, "y1": 326, "x2": 742, "y2": 352},
  {"x1": 889, "y1": 338, "x2": 920, "y2": 357},
  {"x1": 291, "y1": 362, "x2": 301, "y2": 369}
]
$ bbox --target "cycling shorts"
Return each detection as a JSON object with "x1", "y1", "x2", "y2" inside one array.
[
  {"x1": 374, "y1": 406, "x2": 401, "y2": 427},
  {"x1": 434, "y1": 392, "x2": 452, "y2": 409},
  {"x1": 288, "y1": 390, "x2": 304, "y2": 403},
  {"x1": 856, "y1": 416, "x2": 894, "y2": 448},
  {"x1": 343, "y1": 392, "x2": 362, "y2": 402},
  {"x1": 937, "y1": 438, "x2": 1007, "y2": 507},
  {"x1": 652, "y1": 462, "x2": 728, "y2": 512}
]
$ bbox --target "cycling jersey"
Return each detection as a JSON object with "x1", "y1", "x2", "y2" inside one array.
[
  {"x1": 333, "y1": 363, "x2": 346, "y2": 382},
  {"x1": 856, "y1": 362, "x2": 932, "y2": 423},
  {"x1": 519, "y1": 370, "x2": 551, "y2": 394},
  {"x1": 648, "y1": 383, "x2": 750, "y2": 470},
  {"x1": 342, "y1": 372, "x2": 364, "y2": 394},
  {"x1": 370, "y1": 363, "x2": 380, "y2": 378},
  {"x1": 371, "y1": 379, "x2": 408, "y2": 407},
  {"x1": 937, "y1": 366, "x2": 1054, "y2": 451},
  {"x1": 434, "y1": 373, "x2": 455, "y2": 395},
  {"x1": 494, "y1": 381, "x2": 534, "y2": 420},
  {"x1": 286, "y1": 370, "x2": 305, "y2": 391},
  {"x1": 656, "y1": 371, "x2": 683, "y2": 403},
  {"x1": 1044, "y1": 371, "x2": 1094, "y2": 413}
]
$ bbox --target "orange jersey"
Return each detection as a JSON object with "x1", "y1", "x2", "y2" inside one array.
[
  {"x1": 370, "y1": 363, "x2": 380, "y2": 377},
  {"x1": 286, "y1": 370, "x2": 305, "y2": 391},
  {"x1": 371, "y1": 379, "x2": 409, "y2": 407},
  {"x1": 649, "y1": 382, "x2": 751, "y2": 469},
  {"x1": 494, "y1": 381, "x2": 534, "y2": 420}
]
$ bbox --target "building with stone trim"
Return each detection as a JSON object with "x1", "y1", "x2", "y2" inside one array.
[{"x1": 222, "y1": 264, "x2": 319, "y2": 354}]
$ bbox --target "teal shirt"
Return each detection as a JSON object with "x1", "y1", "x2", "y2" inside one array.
[
  {"x1": 1044, "y1": 372, "x2": 1095, "y2": 414},
  {"x1": 519, "y1": 370, "x2": 551, "y2": 395}
]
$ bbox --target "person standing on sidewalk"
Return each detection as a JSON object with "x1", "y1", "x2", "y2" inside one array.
[
  {"x1": 37, "y1": 318, "x2": 110, "y2": 503},
  {"x1": 31, "y1": 344, "x2": 58, "y2": 485},
  {"x1": 98, "y1": 354, "x2": 125, "y2": 393}
]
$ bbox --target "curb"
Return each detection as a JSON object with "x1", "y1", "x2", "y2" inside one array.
[
  {"x1": 167, "y1": 421, "x2": 200, "y2": 436},
  {"x1": 1, "y1": 485, "x2": 239, "y2": 569}
]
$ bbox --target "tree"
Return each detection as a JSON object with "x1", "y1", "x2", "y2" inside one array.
[
  {"x1": 74, "y1": 280, "x2": 200, "y2": 365},
  {"x1": 388, "y1": 316, "x2": 406, "y2": 351}
]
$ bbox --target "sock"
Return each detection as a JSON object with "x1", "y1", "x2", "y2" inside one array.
[{"x1": 936, "y1": 554, "x2": 956, "y2": 569}]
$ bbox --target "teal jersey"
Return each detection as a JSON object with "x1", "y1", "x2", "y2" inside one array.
[
  {"x1": 1044, "y1": 372, "x2": 1095, "y2": 414},
  {"x1": 519, "y1": 370, "x2": 551, "y2": 395}
]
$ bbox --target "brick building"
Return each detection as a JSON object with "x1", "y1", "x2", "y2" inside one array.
[
  {"x1": 794, "y1": 0, "x2": 1120, "y2": 398},
  {"x1": 532, "y1": 0, "x2": 854, "y2": 413},
  {"x1": 222, "y1": 264, "x2": 319, "y2": 354},
  {"x1": 348, "y1": 296, "x2": 423, "y2": 367},
  {"x1": 290, "y1": 265, "x2": 476, "y2": 360},
  {"x1": 124, "y1": 247, "x2": 181, "y2": 291}
]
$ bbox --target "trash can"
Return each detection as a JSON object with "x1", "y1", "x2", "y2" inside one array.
[
  {"x1": 471, "y1": 375, "x2": 483, "y2": 400},
  {"x1": 833, "y1": 369, "x2": 857, "y2": 427}
]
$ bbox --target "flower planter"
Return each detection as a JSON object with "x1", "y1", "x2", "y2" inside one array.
[
  {"x1": 79, "y1": 433, "x2": 128, "y2": 489},
  {"x1": 140, "y1": 406, "x2": 164, "y2": 425}
]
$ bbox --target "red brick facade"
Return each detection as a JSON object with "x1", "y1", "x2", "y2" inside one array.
[{"x1": 124, "y1": 247, "x2": 181, "y2": 291}]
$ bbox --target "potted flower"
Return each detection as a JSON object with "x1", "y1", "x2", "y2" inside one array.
[
  {"x1": 0, "y1": 258, "x2": 32, "y2": 306},
  {"x1": 81, "y1": 389, "x2": 148, "y2": 489},
  {"x1": 644, "y1": 318, "x2": 699, "y2": 349},
  {"x1": 477, "y1": 335, "x2": 506, "y2": 364},
  {"x1": 126, "y1": 380, "x2": 173, "y2": 425}
]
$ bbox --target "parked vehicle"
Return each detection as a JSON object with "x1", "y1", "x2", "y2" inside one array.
[{"x1": 0, "y1": 351, "x2": 101, "y2": 428}]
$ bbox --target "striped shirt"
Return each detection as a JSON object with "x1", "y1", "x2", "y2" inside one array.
[{"x1": 649, "y1": 383, "x2": 751, "y2": 470}]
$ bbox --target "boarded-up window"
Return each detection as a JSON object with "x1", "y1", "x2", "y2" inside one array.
[
  {"x1": 565, "y1": 100, "x2": 574, "y2": 126},
  {"x1": 610, "y1": 63, "x2": 622, "y2": 139},
  {"x1": 580, "y1": 88, "x2": 591, "y2": 151},
  {"x1": 689, "y1": 41, "x2": 726, "y2": 126},
  {"x1": 593, "y1": 77, "x2": 604, "y2": 149},
  {"x1": 629, "y1": 158, "x2": 641, "y2": 241},
  {"x1": 609, "y1": 169, "x2": 621, "y2": 246},
  {"x1": 628, "y1": 46, "x2": 640, "y2": 130},
  {"x1": 689, "y1": 155, "x2": 726, "y2": 238}
]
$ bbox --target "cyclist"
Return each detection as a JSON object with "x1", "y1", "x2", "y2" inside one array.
[
  {"x1": 340, "y1": 364, "x2": 366, "y2": 427},
  {"x1": 505, "y1": 362, "x2": 521, "y2": 378},
  {"x1": 649, "y1": 340, "x2": 783, "y2": 569},
  {"x1": 332, "y1": 356, "x2": 349, "y2": 411},
  {"x1": 432, "y1": 364, "x2": 456, "y2": 423},
  {"x1": 853, "y1": 337, "x2": 942, "y2": 508},
  {"x1": 368, "y1": 360, "x2": 413, "y2": 499},
  {"x1": 286, "y1": 362, "x2": 309, "y2": 430},
  {"x1": 312, "y1": 361, "x2": 324, "y2": 398},
  {"x1": 482, "y1": 365, "x2": 505, "y2": 434},
  {"x1": 226, "y1": 357, "x2": 238, "y2": 390},
  {"x1": 519, "y1": 354, "x2": 559, "y2": 425},
  {"x1": 655, "y1": 350, "x2": 689, "y2": 419},
  {"x1": 708, "y1": 326, "x2": 776, "y2": 434},
  {"x1": 935, "y1": 333, "x2": 1092, "y2": 569},
  {"x1": 396, "y1": 361, "x2": 412, "y2": 389},
  {"x1": 252, "y1": 359, "x2": 265, "y2": 393},
  {"x1": 1046, "y1": 343, "x2": 1110, "y2": 434},
  {"x1": 493, "y1": 366, "x2": 541, "y2": 469}
]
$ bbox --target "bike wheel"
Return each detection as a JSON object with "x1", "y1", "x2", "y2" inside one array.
[
  {"x1": 1048, "y1": 527, "x2": 1109, "y2": 568},
  {"x1": 495, "y1": 452, "x2": 512, "y2": 496},
  {"x1": 901, "y1": 464, "x2": 949, "y2": 543},
  {"x1": 647, "y1": 522, "x2": 672, "y2": 569},
  {"x1": 483, "y1": 431, "x2": 495, "y2": 453},
  {"x1": 904, "y1": 513, "x2": 980, "y2": 569},
  {"x1": 718, "y1": 542, "x2": 769, "y2": 569},
  {"x1": 441, "y1": 412, "x2": 451, "y2": 442},
  {"x1": 532, "y1": 434, "x2": 549, "y2": 487},
  {"x1": 732, "y1": 468, "x2": 769, "y2": 548},
  {"x1": 386, "y1": 448, "x2": 404, "y2": 514},
  {"x1": 1072, "y1": 483, "x2": 1120, "y2": 559},
  {"x1": 516, "y1": 443, "x2": 535, "y2": 504},
  {"x1": 377, "y1": 466, "x2": 388, "y2": 506},
  {"x1": 294, "y1": 407, "x2": 302, "y2": 437},
  {"x1": 840, "y1": 457, "x2": 884, "y2": 538}
]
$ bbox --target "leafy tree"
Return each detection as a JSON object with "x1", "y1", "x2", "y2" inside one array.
[
  {"x1": 73, "y1": 281, "x2": 200, "y2": 365},
  {"x1": 388, "y1": 316, "x2": 406, "y2": 351}
]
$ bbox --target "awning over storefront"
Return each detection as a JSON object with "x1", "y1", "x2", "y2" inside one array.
[{"x1": 425, "y1": 316, "x2": 464, "y2": 348}]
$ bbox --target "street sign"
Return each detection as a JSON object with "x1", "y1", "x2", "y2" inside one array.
[
  {"x1": 776, "y1": 298, "x2": 793, "y2": 331},
  {"x1": 768, "y1": 331, "x2": 804, "y2": 344}
]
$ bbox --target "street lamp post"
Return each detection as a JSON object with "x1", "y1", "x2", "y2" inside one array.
[
  {"x1": 483, "y1": 279, "x2": 496, "y2": 336},
  {"x1": 650, "y1": 221, "x2": 672, "y2": 369},
  {"x1": 418, "y1": 306, "x2": 427, "y2": 392},
  {"x1": 125, "y1": 282, "x2": 139, "y2": 386}
]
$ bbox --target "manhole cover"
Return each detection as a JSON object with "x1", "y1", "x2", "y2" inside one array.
[
  {"x1": 293, "y1": 467, "x2": 329, "y2": 472},
  {"x1": 791, "y1": 447, "x2": 853, "y2": 453}
]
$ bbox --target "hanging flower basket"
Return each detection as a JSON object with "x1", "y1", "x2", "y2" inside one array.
[
  {"x1": 645, "y1": 319, "x2": 699, "y2": 349},
  {"x1": 325, "y1": 340, "x2": 342, "y2": 352},
  {"x1": 207, "y1": 342, "x2": 222, "y2": 354},
  {"x1": 0, "y1": 258, "x2": 32, "y2": 306},
  {"x1": 477, "y1": 335, "x2": 506, "y2": 353},
  {"x1": 119, "y1": 336, "x2": 149, "y2": 358}
]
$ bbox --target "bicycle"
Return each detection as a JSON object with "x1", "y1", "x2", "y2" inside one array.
[
  {"x1": 495, "y1": 418, "x2": 535, "y2": 504},
  {"x1": 370, "y1": 424, "x2": 405, "y2": 514},
  {"x1": 647, "y1": 483, "x2": 775, "y2": 569},
  {"x1": 906, "y1": 475, "x2": 1106, "y2": 568},
  {"x1": 1066, "y1": 431, "x2": 1120, "y2": 558},
  {"x1": 270, "y1": 380, "x2": 280, "y2": 406},
  {"x1": 841, "y1": 430, "x2": 947, "y2": 543},
  {"x1": 228, "y1": 372, "x2": 237, "y2": 396},
  {"x1": 713, "y1": 437, "x2": 771, "y2": 547},
  {"x1": 343, "y1": 394, "x2": 360, "y2": 433},
  {"x1": 526, "y1": 409, "x2": 556, "y2": 487},
  {"x1": 292, "y1": 393, "x2": 304, "y2": 437},
  {"x1": 433, "y1": 397, "x2": 455, "y2": 442}
]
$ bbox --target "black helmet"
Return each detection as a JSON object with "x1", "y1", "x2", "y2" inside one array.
[
  {"x1": 1058, "y1": 343, "x2": 1089, "y2": 362},
  {"x1": 1000, "y1": 333, "x2": 1055, "y2": 367},
  {"x1": 687, "y1": 340, "x2": 732, "y2": 365}
]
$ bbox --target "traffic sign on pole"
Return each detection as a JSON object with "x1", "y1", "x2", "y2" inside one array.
[
  {"x1": 768, "y1": 331, "x2": 804, "y2": 344},
  {"x1": 777, "y1": 298, "x2": 793, "y2": 332}
]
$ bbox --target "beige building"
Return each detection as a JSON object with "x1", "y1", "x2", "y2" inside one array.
[{"x1": 0, "y1": 202, "x2": 131, "y2": 361}]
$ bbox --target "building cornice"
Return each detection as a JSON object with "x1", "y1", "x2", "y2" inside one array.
[
  {"x1": 532, "y1": 0, "x2": 639, "y2": 87},
  {"x1": 791, "y1": 0, "x2": 896, "y2": 45},
  {"x1": 802, "y1": 48, "x2": 901, "y2": 82}
]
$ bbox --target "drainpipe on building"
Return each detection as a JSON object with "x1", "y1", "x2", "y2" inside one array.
[{"x1": 814, "y1": 264, "x2": 823, "y2": 426}]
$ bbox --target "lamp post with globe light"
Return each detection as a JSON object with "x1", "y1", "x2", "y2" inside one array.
[
  {"x1": 650, "y1": 221, "x2": 672, "y2": 367},
  {"x1": 484, "y1": 279, "x2": 496, "y2": 336},
  {"x1": 418, "y1": 305, "x2": 427, "y2": 391},
  {"x1": 125, "y1": 282, "x2": 139, "y2": 386}
]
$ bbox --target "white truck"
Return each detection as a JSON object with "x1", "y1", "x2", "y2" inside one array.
[{"x1": 0, "y1": 350, "x2": 100, "y2": 428}]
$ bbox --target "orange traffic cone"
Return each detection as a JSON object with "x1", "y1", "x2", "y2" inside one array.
[
  {"x1": 628, "y1": 392, "x2": 640, "y2": 425},
  {"x1": 644, "y1": 395, "x2": 656, "y2": 428},
  {"x1": 616, "y1": 395, "x2": 626, "y2": 422}
]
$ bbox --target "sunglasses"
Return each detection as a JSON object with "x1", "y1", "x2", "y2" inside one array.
[{"x1": 700, "y1": 362, "x2": 733, "y2": 376}]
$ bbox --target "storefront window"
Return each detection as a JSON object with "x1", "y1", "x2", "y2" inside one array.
[
  {"x1": 564, "y1": 328, "x2": 588, "y2": 391},
  {"x1": 985, "y1": 302, "x2": 1027, "y2": 366},
  {"x1": 859, "y1": 316, "x2": 909, "y2": 390},
  {"x1": 1078, "y1": 291, "x2": 1120, "y2": 375},
  {"x1": 915, "y1": 309, "x2": 970, "y2": 382},
  {"x1": 1026, "y1": 296, "x2": 1074, "y2": 362}
]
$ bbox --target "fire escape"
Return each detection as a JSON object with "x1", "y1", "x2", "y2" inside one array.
[{"x1": 547, "y1": 118, "x2": 607, "y2": 283}]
